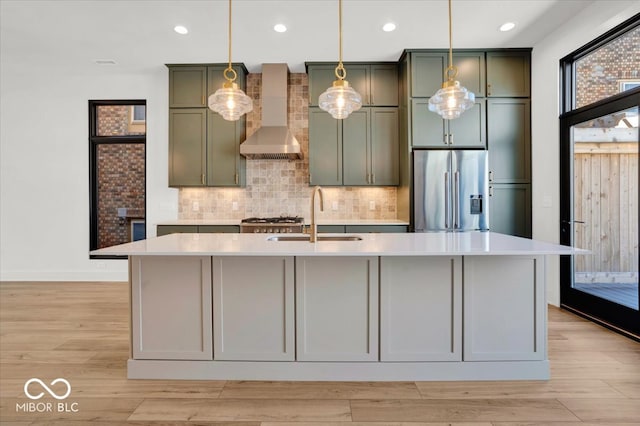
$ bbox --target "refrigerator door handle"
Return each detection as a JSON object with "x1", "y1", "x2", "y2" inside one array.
[
  {"x1": 444, "y1": 171, "x2": 450, "y2": 229},
  {"x1": 454, "y1": 171, "x2": 460, "y2": 229}
]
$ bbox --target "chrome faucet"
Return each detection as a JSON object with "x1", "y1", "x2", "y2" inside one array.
[{"x1": 310, "y1": 186, "x2": 324, "y2": 243}]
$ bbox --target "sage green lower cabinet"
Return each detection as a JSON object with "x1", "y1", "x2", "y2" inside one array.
[
  {"x1": 295, "y1": 256, "x2": 379, "y2": 361},
  {"x1": 463, "y1": 255, "x2": 545, "y2": 361},
  {"x1": 380, "y1": 257, "x2": 462, "y2": 361},
  {"x1": 157, "y1": 225, "x2": 198, "y2": 236},
  {"x1": 157, "y1": 225, "x2": 239, "y2": 236},
  {"x1": 345, "y1": 225, "x2": 408, "y2": 233},
  {"x1": 317, "y1": 225, "x2": 347, "y2": 233},
  {"x1": 131, "y1": 256, "x2": 212, "y2": 360},
  {"x1": 169, "y1": 109, "x2": 207, "y2": 186},
  {"x1": 212, "y1": 256, "x2": 294, "y2": 361},
  {"x1": 489, "y1": 184, "x2": 532, "y2": 238}
]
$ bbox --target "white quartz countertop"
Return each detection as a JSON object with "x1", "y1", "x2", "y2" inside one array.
[
  {"x1": 156, "y1": 219, "x2": 409, "y2": 226},
  {"x1": 91, "y1": 232, "x2": 585, "y2": 257}
]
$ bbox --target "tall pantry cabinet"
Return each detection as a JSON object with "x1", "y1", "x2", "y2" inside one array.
[{"x1": 399, "y1": 49, "x2": 532, "y2": 238}]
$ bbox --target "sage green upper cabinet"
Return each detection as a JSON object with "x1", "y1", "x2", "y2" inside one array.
[
  {"x1": 167, "y1": 63, "x2": 248, "y2": 188},
  {"x1": 486, "y1": 51, "x2": 531, "y2": 97},
  {"x1": 411, "y1": 51, "x2": 485, "y2": 98},
  {"x1": 207, "y1": 112, "x2": 246, "y2": 187},
  {"x1": 169, "y1": 109, "x2": 207, "y2": 186},
  {"x1": 309, "y1": 107, "x2": 399, "y2": 186},
  {"x1": 369, "y1": 108, "x2": 400, "y2": 185},
  {"x1": 342, "y1": 109, "x2": 370, "y2": 185},
  {"x1": 169, "y1": 67, "x2": 207, "y2": 107},
  {"x1": 307, "y1": 63, "x2": 398, "y2": 107},
  {"x1": 309, "y1": 107, "x2": 342, "y2": 186},
  {"x1": 411, "y1": 98, "x2": 486, "y2": 148},
  {"x1": 487, "y1": 99, "x2": 531, "y2": 183}
]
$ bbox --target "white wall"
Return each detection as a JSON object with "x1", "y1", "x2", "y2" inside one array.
[
  {"x1": 0, "y1": 66, "x2": 177, "y2": 281},
  {"x1": 531, "y1": 1, "x2": 639, "y2": 306}
]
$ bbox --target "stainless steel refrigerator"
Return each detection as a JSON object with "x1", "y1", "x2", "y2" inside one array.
[{"x1": 413, "y1": 150, "x2": 489, "y2": 232}]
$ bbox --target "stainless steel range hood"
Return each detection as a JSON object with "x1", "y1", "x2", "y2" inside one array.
[{"x1": 240, "y1": 63, "x2": 302, "y2": 160}]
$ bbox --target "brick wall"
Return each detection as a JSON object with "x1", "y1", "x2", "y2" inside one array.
[
  {"x1": 96, "y1": 105, "x2": 145, "y2": 248},
  {"x1": 576, "y1": 26, "x2": 640, "y2": 108}
]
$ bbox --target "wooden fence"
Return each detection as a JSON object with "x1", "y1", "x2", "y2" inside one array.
[{"x1": 574, "y1": 139, "x2": 638, "y2": 282}]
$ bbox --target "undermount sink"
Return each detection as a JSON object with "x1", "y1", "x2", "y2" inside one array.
[{"x1": 267, "y1": 235, "x2": 363, "y2": 242}]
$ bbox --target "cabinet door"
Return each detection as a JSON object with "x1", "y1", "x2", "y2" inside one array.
[
  {"x1": 309, "y1": 107, "x2": 342, "y2": 185},
  {"x1": 489, "y1": 183, "x2": 532, "y2": 238},
  {"x1": 343, "y1": 109, "x2": 370, "y2": 186},
  {"x1": 317, "y1": 225, "x2": 347, "y2": 233},
  {"x1": 448, "y1": 99, "x2": 486, "y2": 148},
  {"x1": 207, "y1": 111, "x2": 245, "y2": 186},
  {"x1": 213, "y1": 256, "x2": 294, "y2": 361},
  {"x1": 371, "y1": 64, "x2": 399, "y2": 106},
  {"x1": 169, "y1": 66, "x2": 207, "y2": 107},
  {"x1": 344, "y1": 64, "x2": 370, "y2": 105},
  {"x1": 411, "y1": 98, "x2": 446, "y2": 147},
  {"x1": 463, "y1": 255, "x2": 545, "y2": 361},
  {"x1": 169, "y1": 109, "x2": 207, "y2": 186},
  {"x1": 487, "y1": 51, "x2": 531, "y2": 97},
  {"x1": 296, "y1": 256, "x2": 378, "y2": 361},
  {"x1": 380, "y1": 257, "x2": 462, "y2": 361},
  {"x1": 131, "y1": 256, "x2": 212, "y2": 360},
  {"x1": 453, "y1": 51, "x2": 486, "y2": 97},
  {"x1": 370, "y1": 107, "x2": 399, "y2": 185},
  {"x1": 411, "y1": 52, "x2": 447, "y2": 97},
  {"x1": 157, "y1": 225, "x2": 198, "y2": 236},
  {"x1": 488, "y1": 99, "x2": 531, "y2": 183}
]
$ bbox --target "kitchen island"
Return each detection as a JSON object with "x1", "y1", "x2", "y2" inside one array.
[{"x1": 92, "y1": 231, "x2": 581, "y2": 381}]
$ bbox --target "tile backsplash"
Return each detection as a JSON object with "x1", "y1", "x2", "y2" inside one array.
[{"x1": 178, "y1": 71, "x2": 397, "y2": 221}]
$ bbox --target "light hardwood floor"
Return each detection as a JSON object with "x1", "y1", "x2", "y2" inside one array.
[{"x1": 1, "y1": 281, "x2": 638, "y2": 425}]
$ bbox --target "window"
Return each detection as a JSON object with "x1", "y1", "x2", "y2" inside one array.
[{"x1": 89, "y1": 100, "x2": 146, "y2": 259}]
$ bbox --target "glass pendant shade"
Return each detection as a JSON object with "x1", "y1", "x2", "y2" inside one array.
[
  {"x1": 428, "y1": 80, "x2": 475, "y2": 120},
  {"x1": 208, "y1": 82, "x2": 253, "y2": 121},
  {"x1": 319, "y1": 80, "x2": 363, "y2": 119}
]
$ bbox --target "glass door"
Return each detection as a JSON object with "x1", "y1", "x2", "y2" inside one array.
[{"x1": 560, "y1": 93, "x2": 639, "y2": 337}]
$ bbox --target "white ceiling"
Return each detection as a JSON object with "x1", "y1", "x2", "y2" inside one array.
[{"x1": 1, "y1": 0, "x2": 595, "y2": 75}]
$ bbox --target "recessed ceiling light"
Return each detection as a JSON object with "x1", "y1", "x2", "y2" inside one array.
[
  {"x1": 174, "y1": 25, "x2": 189, "y2": 35},
  {"x1": 499, "y1": 22, "x2": 516, "y2": 32},
  {"x1": 274, "y1": 24, "x2": 287, "y2": 33},
  {"x1": 382, "y1": 22, "x2": 396, "y2": 32}
]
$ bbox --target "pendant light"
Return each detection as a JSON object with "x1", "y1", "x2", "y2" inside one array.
[
  {"x1": 318, "y1": 0, "x2": 363, "y2": 120},
  {"x1": 208, "y1": 0, "x2": 253, "y2": 121},
  {"x1": 428, "y1": 0, "x2": 475, "y2": 120}
]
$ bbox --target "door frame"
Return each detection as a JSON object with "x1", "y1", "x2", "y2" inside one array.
[{"x1": 559, "y1": 87, "x2": 640, "y2": 338}]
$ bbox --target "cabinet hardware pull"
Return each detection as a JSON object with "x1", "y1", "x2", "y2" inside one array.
[
  {"x1": 489, "y1": 186, "x2": 493, "y2": 197},
  {"x1": 234, "y1": 173, "x2": 238, "y2": 185},
  {"x1": 487, "y1": 84, "x2": 491, "y2": 96},
  {"x1": 489, "y1": 171, "x2": 494, "y2": 182},
  {"x1": 449, "y1": 134, "x2": 453, "y2": 145},
  {"x1": 372, "y1": 173, "x2": 375, "y2": 184},
  {"x1": 202, "y1": 95, "x2": 204, "y2": 105},
  {"x1": 443, "y1": 134, "x2": 448, "y2": 145},
  {"x1": 201, "y1": 174, "x2": 205, "y2": 185}
]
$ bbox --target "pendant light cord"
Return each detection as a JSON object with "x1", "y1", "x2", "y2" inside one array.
[
  {"x1": 335, "y1": 0, "x2": 346, "y2": 80},
  {"x1": 445, "y1": 0, "x2": 457, "y2": 81},
  {"x1": 223, "y1": 0, "x2": 238, "y2": 83}
]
